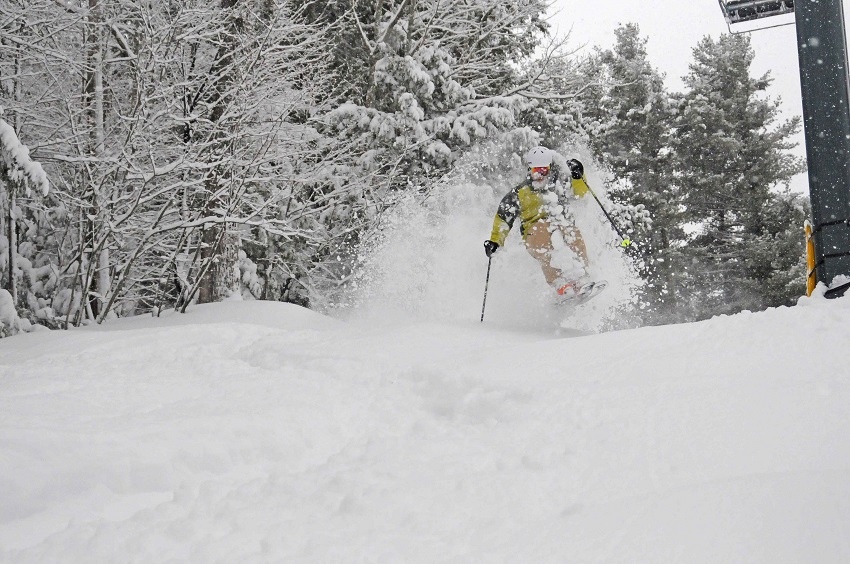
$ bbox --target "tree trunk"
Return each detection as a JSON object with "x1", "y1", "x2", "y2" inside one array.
[
  {"x1": 198, "y1": 227, "x2": 240, "y2": 303},
  {"x1": 82, "y1": 0, "x2": 106, "y2": 318},
  {"x1": 196, "y1": 0, "x2": 242, "y2": 304},
  {"x1": 92, "y1": 18, "x2": 109, "y2": 315},
  {"x1": 6, "y1": 191, "x2": 15, "y2": 306}
]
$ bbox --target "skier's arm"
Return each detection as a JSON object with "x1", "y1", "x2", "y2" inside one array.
[{"x1": 489, "y1": 189, "x2": 519, "y2": 247}]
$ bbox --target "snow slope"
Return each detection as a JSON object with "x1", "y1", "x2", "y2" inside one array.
[{"x1": 2, "y1": 293, "x2": 849, "y2": 563}]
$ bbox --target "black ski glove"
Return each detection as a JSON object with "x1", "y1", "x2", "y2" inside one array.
[
  {"x1": 483, "y1": 240, "x2": 500, "y2": 258},
  {"x1": 567, "y1": 159, "x2": 584, "y2": 179}
]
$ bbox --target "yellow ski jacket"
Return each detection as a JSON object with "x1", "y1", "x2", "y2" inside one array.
[{"x1": 489, "y1": 175, "x2": 589, "y2": 246}]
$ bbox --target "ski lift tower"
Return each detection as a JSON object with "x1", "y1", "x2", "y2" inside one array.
[{"x1": 718, "y1": 0, "x2": 850, "y2": 299}]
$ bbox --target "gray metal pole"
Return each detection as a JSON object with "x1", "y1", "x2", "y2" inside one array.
[{"x1": 795, "y1": 0, "x2": 850, "y2": 296}]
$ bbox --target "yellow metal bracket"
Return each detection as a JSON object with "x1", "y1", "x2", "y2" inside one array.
[{"x1": 805, "y1": 221, "x2": 817, "y2": 296}]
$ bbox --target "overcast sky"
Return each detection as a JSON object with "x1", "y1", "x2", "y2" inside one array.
[{"x1": 549, "y1": 0, "x2": 850, "y2": 194}]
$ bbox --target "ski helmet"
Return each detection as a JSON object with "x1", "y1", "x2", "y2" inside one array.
[{"x1": 525, "y1": 146, "x2": 553, "y2": 168}]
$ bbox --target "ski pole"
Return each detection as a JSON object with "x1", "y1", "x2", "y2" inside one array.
[
  {"x1": 480, "y1": 255, "x2": 492, "y2": 323},
  {"x1": 582, "y1": 176, "x2": 633, "y2": 249}
]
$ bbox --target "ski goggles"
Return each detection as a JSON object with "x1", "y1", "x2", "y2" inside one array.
[{"x1": 530, "y1": 166, "x2": 550, "y2": 180}]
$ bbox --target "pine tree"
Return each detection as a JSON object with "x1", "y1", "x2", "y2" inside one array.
[
  {"x1": 585, "y1": 24, "x2": 680, "y2": 323},
  {"x1": 671, "y1": 34, "x2": 806, "y2": 319},
  {"x1": 0, "y1": 114, "x2": 50, "y2": 310},
  {"x1": 311, "y1": 0, "x2": 551, "y2": 188},
  {"x1": 0, "y1": 1, "x2": 70, "y2": 326}
]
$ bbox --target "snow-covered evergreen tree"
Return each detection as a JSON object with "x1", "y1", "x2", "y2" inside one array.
[
  {"x1": 0, "y1": 112, "x2": 50, "y2": 335},
  {"x1": 316, "y1": 0, "x2": 550, "y2": 182},
  {"x1": 583, "y1": 25, "x2": 680, "y2": 323},
  {"x1": 671, "y1": 34, "x2": 807, "y2": 319}
]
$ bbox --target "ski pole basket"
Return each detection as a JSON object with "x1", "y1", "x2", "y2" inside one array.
[{"x1": 718, "y1": 0, "x2": 795, "y2": 25}]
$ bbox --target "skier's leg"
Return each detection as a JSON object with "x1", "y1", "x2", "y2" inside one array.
[
  {"x1": 548, "y1": 223, "x2": 594, "y2": 297},
  {"x1": 548, "y1": 223, "x2": 588, "y2": 276},
  {"x1": 561, "y1": 225, "x2": 589, "y2": 268},
  {"x1": 524, "y1": 220, "x2": 562, "y2": 286}
]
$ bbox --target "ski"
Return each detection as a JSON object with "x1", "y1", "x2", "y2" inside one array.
[
  {"x1": 824, "y1": 280, "x2": 850, "y2": 299},
  {"x1": 558, "y1": 280, "x2": 608, "y2": 307}
]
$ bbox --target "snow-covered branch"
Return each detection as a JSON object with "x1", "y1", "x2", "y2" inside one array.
[{"x1": 0, "y1": 116, "x2": 50, "y2": 196}]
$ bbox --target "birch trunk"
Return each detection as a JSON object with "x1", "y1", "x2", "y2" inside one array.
[{"x1": 82, "y1": 0, "x2": 107, "y2": 318}]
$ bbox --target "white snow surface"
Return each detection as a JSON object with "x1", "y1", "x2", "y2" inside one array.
[{"x1": 2, "y1": 291, "x2": 850, "y2": 562}]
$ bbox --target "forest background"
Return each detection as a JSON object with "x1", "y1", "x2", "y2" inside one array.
[{"x1": 0, "y1": 0, "x2": 809, "y2": 336}]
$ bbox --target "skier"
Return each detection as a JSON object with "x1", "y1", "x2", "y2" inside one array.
[{"x1": 483, "y1": 146, "x2": 600, "y2": 301}]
